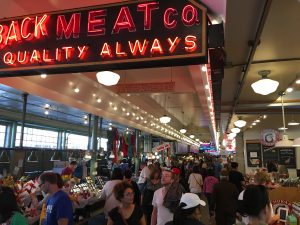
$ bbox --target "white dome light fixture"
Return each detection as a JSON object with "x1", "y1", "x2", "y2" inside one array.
[
  {"x1": 288, "y1": 120, "x2": 299, "y2": 126},
  {"x1": 293, "y1": 137, "x2": 300, "y2": 147},
  {"x1": 234, "y1": 119, "x2": 247, "y2": 128},
  {"x1": 251, "y1": 70, "x2": 279, "y2": 95},
  {"x1": 228, "y1": 133, "x2": 237, "y2": 139},
  {"x1": 275, "y1": 134, "x2": 293, "y2": 147},
  {"x1": 231, "y1": 127, "x2": 241, "y2": 133},
  {"x1": 180, "y1": 129, "x2": 187, "y2": 134},
  {"x1": 96, "y1": 71, "x2": 120, "y2": 86},
  {"x1": 159, "y1": 115, "x2": 171, "y2": 124}
]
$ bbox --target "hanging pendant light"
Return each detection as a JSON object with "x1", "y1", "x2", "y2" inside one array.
[
  {"x1": 27, "y1": 151, "x2": 38, "y2": 162},
  {"x1": 234, "y1": 119, "x2": 247, "y2": 128},
  {"x1": 275, "y1": 94, "x2": 293, "y2": 147},
  {"x1": 96, "y1": 71, "x2": 120, "y2": 86},
  {"x1": 159, "y1": 115, "x2": 171, "y2": 124},
  {"x1": 0, "y1": 150, "x2": 10, "y2": 163},
  {"x1": 180, "y1": 129, "x2": 187, "y2": 134},
  {"x1": 50, "y1": 151, "x2": 61, "y2": 161},
  {"x1": 231, "y1": 127, "x2": 241, "y2": 133},
  {"x1": 293, "y1": 137, "x2": 300, "y2": 147},
  {"x1": 160, "y1": 94, "x2": 171, "y2": 124},
  {"x1": 251, "y1": 70, "x2": 279, "y2": 95}
]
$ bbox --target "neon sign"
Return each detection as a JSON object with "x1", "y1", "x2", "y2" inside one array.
[{"x1": 0, "y1": 0, "x2": 207, "y2": 75}]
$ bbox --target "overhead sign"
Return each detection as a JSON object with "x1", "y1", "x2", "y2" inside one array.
[{"x1": 0, "y1": 0, "x2": 207, "y2": 76}]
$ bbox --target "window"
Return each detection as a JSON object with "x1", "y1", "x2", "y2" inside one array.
[
  {"x1": 15, "y1": 126, "x2": 58, "y2": 148},
  {"x1": 98, "y1": 138, "x2": 108, "y2": 151},
  {"x1": 67, "y1": 133, "x2": 88, "y2": 150},
  {"x1": 0, "y1": 125, "x2": 6, "y2": 147}
]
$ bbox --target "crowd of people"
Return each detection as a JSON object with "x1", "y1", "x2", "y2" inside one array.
[{"x1": 0, "y1": 157, "x2": 279, "y2": 225}]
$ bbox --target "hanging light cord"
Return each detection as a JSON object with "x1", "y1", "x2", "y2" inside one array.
[{"x1": 281, "y1": 95, "x2": 286, "y2": 133}]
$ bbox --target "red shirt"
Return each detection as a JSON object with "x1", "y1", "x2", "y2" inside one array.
[{"x1": 61, "y1": 167, "x2": 73, "y2": 176}]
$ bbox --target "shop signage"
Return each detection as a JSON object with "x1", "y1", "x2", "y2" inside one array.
[
  {"x1": 261, "y1": 129, "x2": 279, "y2": 146},
  {"x1": 0, "y1": 0, "x2": 207, "y2": 76}
]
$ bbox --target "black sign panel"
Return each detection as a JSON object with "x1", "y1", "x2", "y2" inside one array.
[
  {"x1": 278, "y1": 148, "x2": 296, "y2": 168},
  {"x1": 0, "y1": 0, "x2": 207, "y2": 76},
  {"x1": 262, "y1": 144, "x2": 278, "y2": 167},
  {"x1": 246, "y1": 143, "x2": 262, "y2": 167}
]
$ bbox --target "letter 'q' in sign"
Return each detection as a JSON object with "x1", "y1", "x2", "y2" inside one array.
[{"x1": 0, "y1": 0, "x2": 207, "y2": 76}]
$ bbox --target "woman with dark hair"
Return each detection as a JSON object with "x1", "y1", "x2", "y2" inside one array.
[
  {"x1": 124, "y1": 169, "x2": 141, "y2": 206},
  {"x1": 0, "y1": 186, "x2": 28, "y2": 225},
  {"x1": 188, "y1": 166, "x2": 203, "y2": 195},
  {"x1": 100, "y1": 167, "x2": 123, "y2": 216},
  {"x1": 166, "y1": 193, "x2": 206, "y2": 225},
  {"x1": 108, "y1": 181, "x2": 146, "y2": 225},
  {"x1": 237, "y1": 185, "x2": 272, "y2": 225},
  {"x1": 141, "y1": 168, "x2": 162, "y2": 225}
]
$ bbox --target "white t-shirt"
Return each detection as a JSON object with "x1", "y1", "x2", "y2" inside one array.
[
  {"x1": 188, "y1": 173, "x2": 203, "y2": 193},
  {"x1": 152, "y1": 187, "x2": 173, "y2": 225},
  {"x1": 138, "y1": 166, "x2": 151, "y2": 184},
  {"x1": 100, "y1": 179, "x2": 122, "y2": 216}
]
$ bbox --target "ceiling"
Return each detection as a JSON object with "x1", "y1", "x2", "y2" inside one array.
[
  {"x1": 0, "y1": 0, "x2": 298, "y2": 147},
  {"x1": 222, "y1": 0, "x2": 300, "y2": 139}
]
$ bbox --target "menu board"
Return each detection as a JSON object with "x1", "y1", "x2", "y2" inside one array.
[
  {"x1": 278, "y1": 148, "x2": 296, "y2": 168},
  {"x1": 262, "y1": 145, "x2": 296, "y2": 169},
  {"x1": 262, "y1": 145, "x2": 278, "y2": 167},
  {"x1": 246, "y1": 143, "x2": 262, "y2": 167}
]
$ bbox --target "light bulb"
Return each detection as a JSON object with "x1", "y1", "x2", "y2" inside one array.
[
  {"x1": 97, "y1": 98, "x2": 101, "y2": 103},
  {"x1": 286, "y1": 87, "x2": 293, "y2": 93},
  {"x1": 201, "y1": 65, "x2": 207, "y2": 72},
  {"x1": 44, "y1": 110, "x2": 49, "y2": 115},
  {"x1": 40, "y1": 74, "x2": 47, "y2": 79},
  {"x1": 74, "y1": 88, "x2": 80, "y2": 93}
]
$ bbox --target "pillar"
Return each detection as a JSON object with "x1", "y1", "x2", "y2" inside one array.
[
  {"x1": 90, "y1": 115, "x2": 99, "y2": 179},
  {"x1": 135, "y1": 129, "x2": 141, "y2": 176},
  {"x1": 235, "y1": 133, "x2": 246, "y2": 174},
  {"x1": 20, "y1": 93, "x2": 28, "y2": 148},
  {"x1": 87, "y1": 114, "x2": 92, "y2": 150}
]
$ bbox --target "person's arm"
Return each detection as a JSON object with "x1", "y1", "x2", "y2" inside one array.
[
  {"x1": 151, "y1": 207, "x2": 158, "y2": 225},
  {"x1": 140, "y1": 215, "x2": 146, "y2": 225},
  {"x1": 58, "y1": 218, "x2": 69, "y2": 225},
  {"x1": 107, "y1": 217, "x2": 114, "y2": 225}
]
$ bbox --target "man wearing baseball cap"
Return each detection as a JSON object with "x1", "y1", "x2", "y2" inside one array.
[{"x1": 166, "y1": 193, "x2": 206, "y2": 225}]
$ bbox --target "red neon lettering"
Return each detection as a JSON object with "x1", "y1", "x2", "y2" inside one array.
[
  {"x1": 30, "y1": 50, "x2": 41, "y2": 63},
  {"x1": 150, "y1": 38, "x2": 163, "y2": 54},
  {"x1": 34, "y1": 14, "x2": 49, "y2": 38},
  {"x1": 77, "y1": 46, "x2": 88, "y2": 59},
  {"x1": 62, "y1": 46, "x2": 73, "y2": 60},
  {"x1": 137, "y1": 2, "x2": 159, "y2": 30},
  {"x1": 5, "y1": 21, "x2": 21, "y2": 45},
  {"x1": 116, "y1": 42, "x2": 127, "y2": 57},
  {"x1": 17, "y1": 51, "x2": 29, "y2": 64},
  {"x1": 55, "y1": 48, "x2": 62, "y2": 61},
  {"x1": 164, "y1": 8, "x2": 178, "y2": 29},
  {"x1": 128, "y1": 40, "x2": 148, "y2": 56},
  {"x1": 43, "y1": 49, "x2": 54, "y2": 62},
  {"x1": 182, "y1": 5, "x2": 198, "y2": 26},
  {"x1": 88, "y1": 10, "x2": 106, "y2": 36},
  {"x1": 100, "y1": 43, "x2": 112, "y2": 58},
  {"x1": 3, "y1": 52, "x2": 16, "y2": 65},
  {"x1": 21, "y1": 17, "x2": 33, "y2": 40},
  {"x1": 112, "y1": 7, "x2": 136, "y2": 34},
  {"x1": 57, "y1": 13, "x2": 81, "y2": 39},
  {"x1": 185, "y1": 35, "x2": 197, "y2": 52},
  {"x1": 0, "y1": 25, "x2": 8, "y2": 47},
  {"x1": 167, "y1": 37, "x2": 181, "y2": 53}
]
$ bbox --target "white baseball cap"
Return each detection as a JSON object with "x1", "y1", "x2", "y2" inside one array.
[{"x1": 180, "y1": 193, "x2": 206, "y2": 209}]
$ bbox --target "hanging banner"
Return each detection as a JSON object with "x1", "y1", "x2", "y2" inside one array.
[
  {"x1": 153, "y1": 143, "x2": 171, "y2": 152},
  {"x1": 0, "y1": 0, "x2": 207, "y2": 76}
]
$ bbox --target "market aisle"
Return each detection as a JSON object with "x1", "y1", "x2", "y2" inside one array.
[{"x1": 200, "y1": 195, "x2": 215, "y2": 225}]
